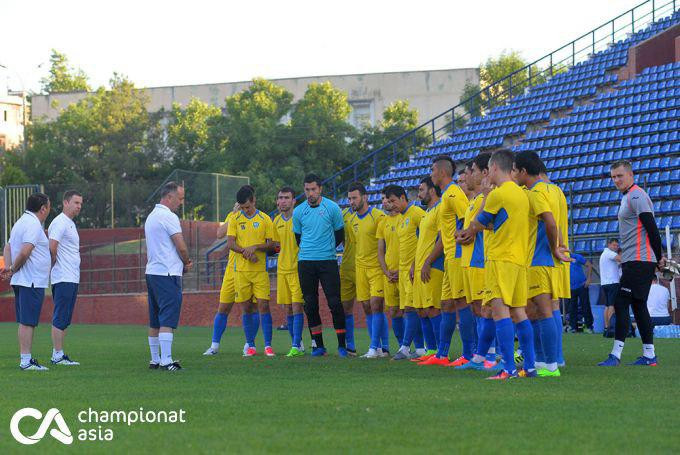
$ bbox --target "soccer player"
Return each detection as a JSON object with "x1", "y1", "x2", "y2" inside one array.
[
  {"x1": 2, "y1": 193, "x2": 51, "y2": 371},
  {"x1": 227, "y1": 186, "x2": 275, "y2": 357},
  {"x1": 514, "y1": 151, "x2": 571, "y2": 377},
  {"x1": 388, "y1": 186, "x2": 428, "y2": 360},
  {"x1": 144, "y1": 182, "x2": 192, "y2": 371},
  {"x1": 340, "y1": 204, "x2": 358, "y2": 355},
  {"x1": 348, "y1": 182, "x2": 387, "y2": 358},
  {"x1": 598, "y1": 160, "x2": 665, "y2": 366},
  {"x1": 411, "y1": 176, "x2": 444, "y2": 362},
  {"x1": 458, "y1": 150, "x2": 535, "y2": 380},
  {"x1": 422, "y1": 155, "x2": 471, "y2": 366},
  {"x1": 293, "y1": 174, "x2": 347, "y2": 356},
  {"x1": 377, "y1": 186, "x2": 403, "y2": 346},
  {"x1": 272, "y1": 187, "x2": 306, "y2": 357},
  {"x1": 48, "y1": 190, "x2": 83, "y2": 366}
]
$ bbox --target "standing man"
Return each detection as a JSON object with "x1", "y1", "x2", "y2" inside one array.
[
  {"x1": 227, "y1": 186, "x2": 275, "y2": 357},
  {"x1": 377, "y1": 186, "x2": 403, "y2": 347},
  {"x1": 568, "y1": 253, "x2": 593, "y2": 333},
  {"x1": 599, "y1": 160, "x2": 665, "y2": 366},
  {"x1": 340, "y1": 204, "x2": 358, "y2": 355},
  {"x1": 48, "y1": 190, "x2": 83, "y2": 365},
  {"x1": 272, "y1": 187, "x2": 306, "y2": 357},
  {"x1": 646, "y1": 276, "x2": 671, "y2": 328},
  {"x1": 293, "y1": 174, "x2": 347, "y2": 357},
  {"x1": 347, "y1": 182, "x2": 387, "y2": 358},
  {"x1": 599, "y1": 238, "x2": 621, "y2": 333},
  {"x1": 2, "y1": 193, "x2": 51, "y2": 371},
  {"x1": 145, "y1": 182, "x2": 192, "y2": 371}
]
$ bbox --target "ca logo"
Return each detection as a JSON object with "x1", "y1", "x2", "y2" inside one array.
[{"x1": 10, "y1": 408, "x2": 73, "y2": 445}]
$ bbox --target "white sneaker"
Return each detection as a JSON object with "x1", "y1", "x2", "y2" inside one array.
[
  {"x1": 415, "y1": 348, "x2": 427, "y2": 356},
  {"x1": 203, "y1": 347, "x2": 219, "y2": 356},
  {"x1": 51, "y1": 355, "x2": 79, "y2": 365},
  {"x1": 242, "y1": 343, "x2": 249, "y2": 355},
  {"x1": 21, "y1": 358, "x2": 49, "y2": 371},
  {"x1": 361, "y1": 348, "x2": 381, "y2": 358}
]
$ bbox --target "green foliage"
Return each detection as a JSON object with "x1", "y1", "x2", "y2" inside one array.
[
  {"x1": 168, "y1": 98, "x2": 223, "y2": 170},
  {"x1": 39, "y1": 49, "x2": 91, "y2": 94},
  {"x1": 0, "y1": 161, "x2": 29, "y2": 186}
]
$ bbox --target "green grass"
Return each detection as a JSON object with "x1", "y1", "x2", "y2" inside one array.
[
  {"x1": 89, "y1": 240, "x2": 145, "y2": 256},
  {"x1": 0, "y1": 322, "x2": 677, "y2": 453}
]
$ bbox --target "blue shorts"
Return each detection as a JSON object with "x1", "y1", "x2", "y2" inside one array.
[
  {"x1": 13, "y1": 285, "x2": 45, "y2": 327},
  {"x1": 52, "y1": 282, "x2": 79, "y2": 330},
  {"x1": 146, "y1": 274, "x2": 183, "y2": 329}
]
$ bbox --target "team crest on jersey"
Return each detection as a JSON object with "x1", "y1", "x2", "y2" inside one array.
[
  {"x1": 403, "y1": 218, "x2": 410, "y2": 227},
  {"x1": 240, "y1": 224, "x2": 246, "y2": 230},
  {"x1": 253, "y1": 222, "x2": 260, "y2": 228}
]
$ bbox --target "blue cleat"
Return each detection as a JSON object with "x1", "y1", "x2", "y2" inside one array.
[
  {"x1": 597, "y1": 354, "x2": 620, "y2": 367},
  {"x1": 627, "y1": 356, "x2": 657, "y2": 366},
  {"x1": 311, "y1": 347, "x2": 327, "y2": 357},
  {"x1": 338, "y1": 347, "x2": 349, "y2": 358},
  {"x1": 454, "y1": 360, "x2": 485, "y2": 370}
]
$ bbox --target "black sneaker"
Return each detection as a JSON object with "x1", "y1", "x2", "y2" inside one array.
[
  {"x1": 161, "y1": 361, "x2": 182, "y2": 371},
  {"x1": 149, "y1": 362, "x2": 160, "y2": 370}
]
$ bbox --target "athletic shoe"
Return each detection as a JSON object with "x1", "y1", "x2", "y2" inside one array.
[
  {"x1": 414, "y1": 348, "x2": 428, "y2": 357},
  {"x1": 203, "y1": 347, "x2": 219, "y2": 356},
  {"x1": 484, "y1": 360, "x2": 503, "y2": 372},
  {"x1": 392, "y1": 350, "x2": 410, "y2": 360},
  {"x1": 379, "y1": 349, "x2": 390, "y2": 358},
  {"x1": 242, "y1": 343, "x2": 250, "y2": 355},
  {"x1": 361, "y1": 348, "x2": 381, "y2": 359},
  {"x1": 486, "y1": 370, "x2": 518, "y2": 380},
  {"x1": 584, "y1": 327, "x2": 594, "y2": 334},
  {"x1": 410, "y1": 353, "x2": 434, "y2": 363},
  {"x1": 243, "y1": 347, "x2": 257, "y2": 357},
  {"x1": 285, "y1": 347, "x2": 304, "y2": 357},
  {"x1": 311, "y1": 347, "x2": 327, "y2": 357},
  {"x1": 597, "y1": 354, "x2": 620, "y2": 367},
  {"x1": 514, "y1": 350, "x2": 524, "y2": 364},
  {"x1": 627, "y1": 356, "x2": 658, "y2": 366},
  {"x1": 454, "y1": 360, "x2": 485, "y2": 370},
  {"x1": 537, "y1": 368, "x2": 561, "y2": 377},
  {"x1": 408, "y1": 351, "x2": 422, "y2": 360},
  {"x1": 338, "y1": 347, "x2": 349, "y2": 358},
  {"x1": 446, "y1": 356, "x2": 469, "y2": 367},
  {"x1": 20, "y1": 358, "x2": 49, "y2": 371},
  {"x1": 264, "y1": 346, "x2": 276, "y2": 357},
  {"x1": 418, "y1": 356, "x2": 449, "y2": 366},
  {"x1": 149, "y1": 362, "x2": 159, "y2": 370},
  {"x1": 558, "y1": 361, "x2": 566, "y2": 368},
  {"x1": 161, "y1": 361, "x2": 182, "y2": 371},
  {"x1": 346, "y1": 348, "x2": 357, "y2": 357},
  {"x1": 51, "y1": 354, "x2": 80, "y2": 365},
  {"x1": 517, "y1": 369, "x2": 538, "y2": 378}
]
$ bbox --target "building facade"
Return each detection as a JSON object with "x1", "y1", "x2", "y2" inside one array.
[{"x1": 0, "y1": 88, "x2": 28, "y2": 150}]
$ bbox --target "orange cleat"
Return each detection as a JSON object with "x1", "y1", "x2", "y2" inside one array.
[
  {"x1": 446, "y1": 356, "x2": 469, "y2": 367},
  {"x1": 264, "y1": 346, "x2": 275, "y2": 357},
  {"x1": 485, "y1": 370, "x2": 517, "y2": 380},
  {"x1": 410, "y1": 354, "x2": 434, "y2": 363},
  {"x1": 418, "y1": 356, "x2": 450, "y2": 366},
  {"x1": 243, "y1": 347, "x2": 257, "y2": 357}
]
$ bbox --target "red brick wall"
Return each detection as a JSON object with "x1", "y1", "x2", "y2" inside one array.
[{"x1": 618, "y1": 23, "x2": 680, "y2": 80}]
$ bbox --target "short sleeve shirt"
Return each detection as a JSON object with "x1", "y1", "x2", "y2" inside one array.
[
  {"x1": 292, "y1": 197, "x2": 344, "y2": 261},
  {"x1": 227, "y1": 210, "x2": 274, "y2": 272},
  {"x1": 9, "y1": 211, "x2": 50, "y2": 288},
  {"x1": 145, "y1": 204, "x2": 184, "y2": 276},
  {"x1": 619, "y1": 184, "x2": 656, "y2": 263},
  {"x1": 48, "y1": 213, "x2": 81, "y2": 284}
]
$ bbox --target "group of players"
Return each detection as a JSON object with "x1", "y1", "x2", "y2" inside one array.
[{"x1": 203, "y1": 148, "x2": 661, "y2": 379}]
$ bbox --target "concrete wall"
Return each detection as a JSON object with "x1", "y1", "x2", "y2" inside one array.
[{"x1": 31, "y1": 68, "x2": 479, "y2": 127}]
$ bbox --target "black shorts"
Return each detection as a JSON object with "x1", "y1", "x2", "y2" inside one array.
[{"x1": 618, "y1": 261, "x2": 656, "y2": 301}]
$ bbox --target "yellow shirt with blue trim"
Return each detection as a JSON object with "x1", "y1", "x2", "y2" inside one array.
[
  {"x1": 460, "y1": 193, "x2": 486, "y2": 269},
  {"x1": 223, "y1": 212, "x2": 238, "y2": 273},
  {"x1": 439, "y1": 182, "x2": 469, "y2": 259},
  {"x1": 340, "y1": 207, "x2": 355, "y2": 274},
  {"x1": 552, "y1": 183, "x2": 570, "y2": 256},
  {"x1": 351, "y1": 207, "x2": 386, "y2": 269},
  {"x1": 415, "y1": 202, "x2": 444, "y2": 271},
  {"x1": 226, "y1": 210, "x2": 274, "y2": 272},
  {"x1": 526, "y1": 180, "x2": 561, "y2": 267},
  {"x1": 376, "y1": 213, "x2": 401, "y2": 271},
  {"x1": 397, "y1": 203, "x2": 425, "y2": 272},
  {"x1": 476, "y1": 181, "x2": 529, "y2": 266},
  {"x1": 272, "y1": 213, "x2": 298, "y2": 274}
]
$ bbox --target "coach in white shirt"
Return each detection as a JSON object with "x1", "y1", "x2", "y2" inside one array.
[
  {"x1": 145, "y1": 182, "x2": 192, "y2": 371},
  {"x1": 48, "y1": 190, "x2": 83, "y2": 366},
  {"x1": 2, "y1": 193, "x2": 51, "y2": 371},
  {"x1": 599, "y1": 238, "x2": 621, "y2": 331},
  {"x1": 647, "y1": 276, "x2": 671, "y2": 327}
]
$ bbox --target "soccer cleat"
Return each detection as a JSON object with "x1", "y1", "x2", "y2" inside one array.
[
  {"x1": 161, "y1": 361, "x2": 182, "y2": 371},
  {"x1": 346, "y1": 348, "x2": 357, "y2": 357},
  {"x1": 455, "y1": 360, "x2": 485, "y2": 370},
  {"x1": 391, "y1": 350, "x2": 410, "y2": 361},
  {"x1": 597, "y1": 354, "x2": 621, "y2": 367},
  {"x1": 483, "y1": 360, "x2": 503, "y2": 372},
  {"x1": 418, "y1": 356, "x2": 450, "y2": 366},
  {"x1": 514, "y1": 350, "x2": 524, "y2": 364},
  {"x1": 242, "y1": 343, "x2": 250, "y2": 355},
  {"x1": 51, "y1": 354, "x2": 80, "y2": 365},
  {"x1": 410, "y1": 353, "x2": 434, "y2": 363},
  {"x1": 627, "y1": 356, "x2": 658, "y2": 366},
  {"x1": 537, "y1": 368, "x2": 561, "y2": 377},
  {"x1": 20, "y1": 358, "x2": 49, "y2": 371},
  {"x1": 486, "y1": 370, "x2": 518, "y2": 380},
  {"x1": 203, "y1": 347, "x2": 219, "y2": 356},
  {"x1": 264, "y1": 346, "x2": 276, "y2": 357},
  {"x1": 446, "y1": 356, "x2": 469, "y2": 367},
  {"x1": 517, "y1": 369, "x2": 538, "y2": 378},
  {"x1": 361, "y1": 348, "x2": 381, "y2": 359},
  {"x1": 149, "y1": 362, "x2": 160, "y2": 370},
  {"x1": 286, "y1": 347, "x2": 305, "y2": 357},
  {"x1": 379, "y1": 349, "x2": 390, "y2": 358},
  {"x1": 414, "y1": 348, "x2": 428, "y2": 357},
  {"x1": 338, "y1": 347, "x2": 349, "y2": 358},
  {"x1": 243, "y1": 347, "x2": 257, "y2": 357},
  {"x1": 311, "y1": 347, "x2": 327, "y2": 357}
]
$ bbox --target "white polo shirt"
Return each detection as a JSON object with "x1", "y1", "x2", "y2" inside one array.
[
  {"x1": 599, "y1": 247, "x2": 621, "y2": 285},
  {"x1": 48, "y1": 212, "x2": 81, "y2": 284},
  {"x1": 9, "y1": 211, "x2": 50, "y2": 288},
  {"x1": 145, "y1": 204, "x2": 184, "y2": 276},
  {"x1": 647, "y1": 283, "x2": 670, "y2": 318}
]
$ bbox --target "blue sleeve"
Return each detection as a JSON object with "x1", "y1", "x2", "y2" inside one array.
[
  {"x1": 476, "y1": 210, "x2": 494, "y2": 226},
  {"x1": 331, "y1": 203, "x2": 344, "y2": 230},
  {"x1": 574, "y1": 254, "x2": 586, "y2": 265},
  {"x1": 292, "y1": 210, "x2": 301, "y2": 234}
]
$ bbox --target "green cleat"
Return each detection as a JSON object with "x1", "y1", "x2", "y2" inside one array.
[
  {"x1": 426, "y1": 349, "x2": 437, "y2": 356},
  {"x1": 286, "y1": 347, "x2": 305, "y2": 357},
  {"x1": 537, "y1": 368, "x2": 561, "y2": 377}
]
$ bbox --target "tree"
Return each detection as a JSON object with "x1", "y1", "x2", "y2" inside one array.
[
  {"x1": 40, "y1": 49, "x2": 91, "y2": 94},
  {"x1": 167, "y1": 98, "x2": 223, "y2": 170}
]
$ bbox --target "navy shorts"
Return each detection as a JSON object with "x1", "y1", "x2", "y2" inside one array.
[
  {"x1": 13, "y1": 285, "x2": 45, "y2": 327},
  {"x1": 146, "y1": 274, "x2": 183, "y2": 329},
  {"x1": 52, "y1": 282, "x2": 79, "y2": 330}
]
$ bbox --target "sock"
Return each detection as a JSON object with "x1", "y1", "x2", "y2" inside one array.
[
  {"x1": 251, "y1": 312, "x2": 260, "y2": 340},
  {"x1": 20, "y1": 353, "x2": 31, "y2": 366},
  {"x1": 538, "y1": 317, "x2": 558, "y2": 367},
  {"x1": 287, "y1": 314, "x2": 294, "y2": 342},
  {"x1": 458, "y1": 306, "x2": 475, "y2": 360},
  {"x1": 336, "y1": 329, "x2": 347, "y2": 349},
  {"x1": 485, "y1": 346, "x2": 496, "y2": 363},
  {"x1": 261, "y1": 313, "x2": 273, "y2": 347},
  {"x1": 553, "y1": 309, "x2": 565, "y2": 364},
  {"x1": 366, "y1": 313, "x2": 374, "y2": 341},
  {"x1": 476, "y1": 318, "x2": 495, "y2": 361},
  {"x1": 52, "y1": 349, "x2": 64, "y2": 360},
  {"x1": 438, "y1": 311, "x2": 456, "y2": 358},
  {"x1": 242, "y1": 314, "x2": 254, "y2": 347},
  {"x1": 531, "y1": 320, "x2": 545, "y2": 364},
  {"x1": 148, "y1": 336, "x2": 160, "y2": 363},
  {"x1": 611, "y1": 340, "x2": 624, "y2": 359},
  {"x1": 402, "y1": 312, "x2": 418, "y2": 348},
  {"x1": 293, "y1": 313, "x2": 304, "y2": 348},
  {"x1": 370, "y1": 312, "x2": 383, "y2": 350},
  {"x1": 414, "y1": 317, "x2": 424, "y2": 349},
  {"x1": 515, "y1": 319, "x2": 536, "y2": 371},
  {"x1": 472, "y1": 315, "x2": 479, "y2": 354},
  {"x1": 212, "y1": 312, "x2": 228, "y2": 344},
  {"x1": 311, "y1": 330, "x2": 324, "y2": 349},
  {"x1": 420, "y1": 316, "x2": 436, "y2": 351},
  {"x1": 159, "y1": 332, "x2": 173, "y2": 365},
  {"x1": 430, "y1": 314, "x2": 442, "y2": 349},
  {"x1": 496, "y1": 318, "x2": 516, "y2": 374},
  {"x1": 380, "y1": 313, "x2": 390, "y2": 351},
  {"x1": 642, "y1": 344, "x2": 655, "y2": 359},
  {"x1": 392, "y1": 316, "x2": 405, "y2": 346},
  {"x1": 345, "y1": 314, "x2": 355, "y2": 350}
]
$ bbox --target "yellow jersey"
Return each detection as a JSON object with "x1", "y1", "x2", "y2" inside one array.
[
  {"x1": 415, "y1": 202, "x2": 444, "y2": 271},
  {"x1": 526, "y1": 180, "x2": 561, "y2": 267},
  {"x1": 226, "y1": 210, "x2": 274, "y2": 272},
  {"x1": 340, "y1": 207, "x2": 355, "y2": 273},
  {"x1": 476, "y1": 181, "x2": 529, "y2": 266},
  {"x1": 397, "y1": 203, "x2": 425, "y2": 272},
  {"x1": 376, "y1": 212, "x2": 401, "y2": 271},
  {"x1": 439, "y1": 182, "x2": 469, "y2": 259},
  {"x1": 272, "y1": 213, "x2": 298, "y2": 274},
  {"x1": 351, "y1": 207, "x2": 386, "y2": 269},
  {"x1": 460, "y1": 193, "x2": 486, "y2": 269},
  {"x1": 552, "y1": 183, "x2": 570, "y2": 253},
  {"x1": 223, "y1": 212, "x2": 238, "y2": 272}
]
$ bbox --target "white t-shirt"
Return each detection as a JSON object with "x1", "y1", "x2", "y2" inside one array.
[
  {"x1": 145, "y1": 204, "x2": 184, "y2": 276},
  {"x1": 9, "y1": 211, "x2": 50, "y2": 288},
  {"x1": 647, "y1": 283, "x2": 670, "y2": 317},
  {"x1": 599, "y1": 248, "x2": 621, "y2": 285},
  {"x1": 48, "y1": 213, "x2": 81, "y2": 284}
]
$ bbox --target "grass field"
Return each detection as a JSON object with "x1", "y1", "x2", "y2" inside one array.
[{"x1": 0, "y1": 322, "x2": 677, "y2": 454}]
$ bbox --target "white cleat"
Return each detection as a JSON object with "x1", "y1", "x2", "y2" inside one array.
[
  {"x1": 203, "y1": 347, "x2": 219, "y2": 356},
  {"x1": 415, "y1": 348, "x2": 428, "y2": 357},
  {"x1": 243, "y1": 343, "x2": 250, "y2": 356},
  {"x1": 21, "y1": 358, "x2": 49, "y2": 371},
  {"x1": 51, "y1": 355, "x2": 79, "y2": 365},
  {"x1": 361, "y1": 348, "x2": 382, "y2": 359}
]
